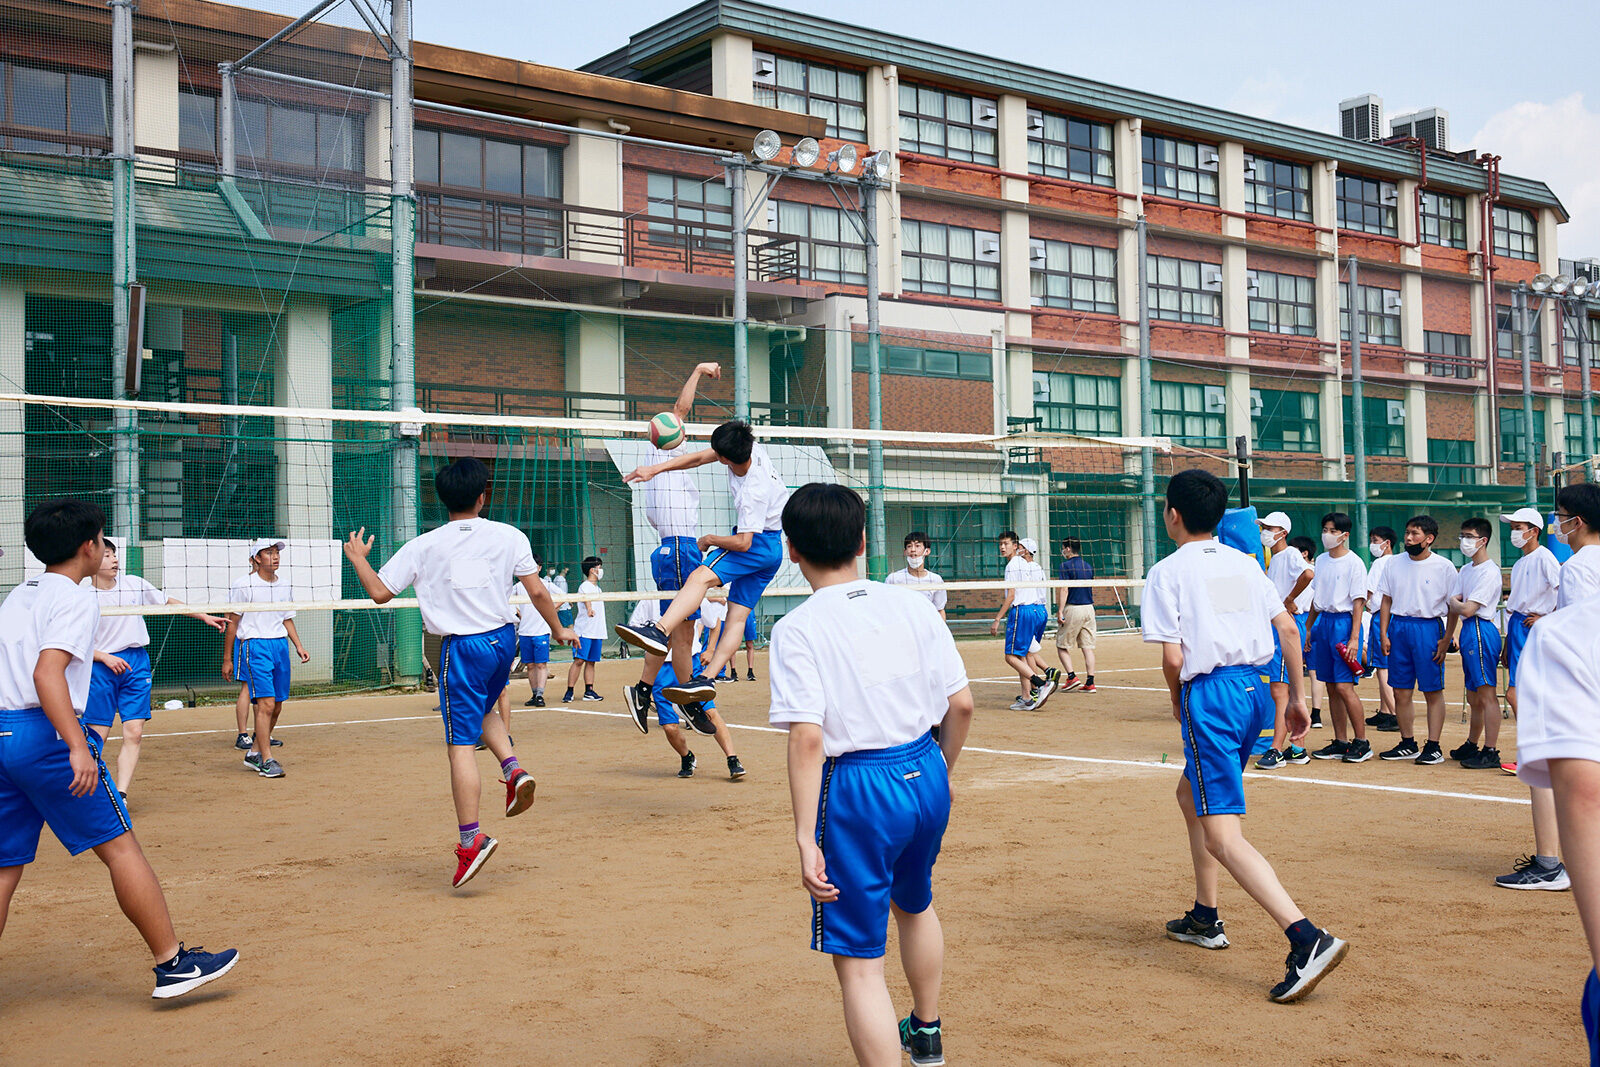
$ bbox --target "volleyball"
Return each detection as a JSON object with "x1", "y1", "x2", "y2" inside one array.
[{"x1": 649, "y1": 411, "x2": 685, "y2": 449}]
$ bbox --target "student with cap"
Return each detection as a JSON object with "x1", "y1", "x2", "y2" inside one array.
[{"x1": 221, "y1": 537, "x2": 308, "y2": 779}]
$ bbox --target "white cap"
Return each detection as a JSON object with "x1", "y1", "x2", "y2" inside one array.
[
  {"x1": 249, "y1": 537, "x2": 287, "y2": 558},
  {"x1": 1020, "y1": 537, "x2": 1039, "y2": 555},
  {"x1": 1260, "y1": 511, "x2": 1292, "y2": 533},
  {"x1": 1501, "y1": 507, "x2": 1544, "y2": 527}
]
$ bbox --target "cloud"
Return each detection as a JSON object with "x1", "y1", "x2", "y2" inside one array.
[{"x1": 1468, "y1": 93, "x2": 1600, "y2": 258}]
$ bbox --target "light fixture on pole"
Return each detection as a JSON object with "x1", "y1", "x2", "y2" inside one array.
[
  {"x1": 865, "y1": 148, "x2": 892, "y2": 181},
  {"x1": 790, "y1": 137, "x2": 820, "y2": 168},
  {"x1": 827, "y1": 144, "x2": 858, "y2": 173},
  {"x1": 751, "y1": 129, "x2": 782, "y2": 162}
]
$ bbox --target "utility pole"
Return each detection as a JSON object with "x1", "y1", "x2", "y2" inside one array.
[
  {"x1": 389, "y1": 0, "x2": 422, "y2": 680},
  {"x1": 109, "y1": 0, "x2": 139, "y2": 547},
  {"x1": 728, "y1": 160, "x2": 750, "y2": 422}
]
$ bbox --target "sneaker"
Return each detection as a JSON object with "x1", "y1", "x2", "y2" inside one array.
[
  {"x1": 242, "y1": 752, "x2": 265, "y2": 773},
  {"x1": 1380, "y1": 739, "x2": 1420, "y2": 761},
  {"x1": 562, "y1": 690, "x2": 574, "y2": 704},
  {"x1": 1461, "y1": 746, "x2": 1502, "y2": 770},
  {"x1": 1495, "y1": 855, "x2": 1572, "y2": 891},
  {"x1": 1501, "y1": 760, "x2": 1519, "y2": 776},
  {"x1": 582, "y1": 689, "x2": 604, "y2": 702},
  {"x1": 504, "y1": 769, "x2": 537, "y2": 817},
  {"x1": 746, "y1": 669, "x2": 757, "y2": 681},
  {"x1": 1044, "y1": 667, "x2": 1060, "y2": 685},
  {"x1": 1080, "y1": 682, "x2": 1097, "y2": 693},
  {"x1": 1009, "y1": 697, "x2": 1032, "y2": 711},
  {"x1": 1415, "y1": 740, "x2": 1444, "y2": 765},
  {"x1": 452, "y1": 832, "x2": 498, "y2": 888},
  {"x1": 523, "y1": 695, "x2": 540, "y2": 707},
  {"x1": 1256, "y1": 748, "x2": 1284, "y2": 770},
  {"x1": 258, "y1": 758, "x2": 284, "y2": 779},
  {"x1": 1372, "y1": 713, "x2": 1400, "y2": 732},
  {"x1": 1269, "y1": 931, "x2": 1349, "y2": 1003},
  {"x1": 474, "y1": 739, "x2": 488, "y2": 751},
  {"x1": 727, "y1": 755, "x2": 747, "y2": 780},
  {"x1": 1450, "y1": 739, "x2": 1481, "y2": 762},
  {"x1": 234, "y1": 732, "x2": 251, "y2": 751},
  {"x1": 1310, "y1": 710, "x2": 1323, "y2": 729},
  {"x1": 1061, "y1": 675, "x2": 1084, "y2": 692},
  {"x1": 681, "y1": 702, "x2": 717, "y2": 736},
  {"x1": 677, "y1": 751, "x2": 697, "y2": 778},
  {"x1": 119, "y1": 790, "x2": 129, "y2": 804},
  {"x1": 614, "y1": 621, "x2": 669, "y2": 656},
  {"x1": 1311, "y1": 740, "x2": 1350, "y2": 761},
  {"x1": 244, "y1": 734, "x2": 284, "y2": 748},
  {"x1": 625, "y1": 682, "x2": 651, "y2": 734},
  {"x1": 1364, "y1": 710, "x2": 1385, "y2": 726},
  {"x1": 662, "y1": 675, "x2": 716, "y2": 704},
  {"x1": 151, "y1": 943, "x2": 240, "y2": 1000},
  {"x1": 899, "y1": 1015, "x2": 945, "y2": 1067},
  {"x1": 1165, "y1": 911, "x2": 1229, "y2": 949},
  {"x1": 1030, "y1": 677, "x2": 1059, "y2": 711},
  {"x1": 1342, "y1": 739, "x2": 1373, "y2": 764},
  {"x1": 1285, "y1": 745, "x2": 1310, "y2": 765}
]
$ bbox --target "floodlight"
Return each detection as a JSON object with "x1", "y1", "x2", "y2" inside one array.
[
  {"x1": 1531, "y1": 273, "x2": 1554, "y2": 293},
  {"x1": 1572, "y1": 277, "x2": 1592, "y2": 299},
  {"x1": 751, "y1": 130, "x2": 782, "y2": 161},
  {"x1": 790, "y1": 137, "x2": 820, "y2": 167},
  {"x1": 865, "y1": 148, "x2": 893, "y2": 181},
  {"x1": 828, "y1": 144, "x2": 858, "y2": 173},
  {"x1": 1553, "y1": 273, "x2": 1573, "y2": 295}
]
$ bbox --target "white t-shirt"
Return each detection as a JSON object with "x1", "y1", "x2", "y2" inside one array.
[
  {"x1": 1557, "y1": 544, "x2": 1600, "y2": 610},
  {"x1": 768, "y1": 579, "x2": 968, "y2": 758},
  {"x1": 1515, "y1": 595, "x2": 1600, "y2": 790},
  {"x1": 643, "y1": 442, "x2": 700, "y2": 539},
  {"x1": 229, "y1": 572, "x2": 296, "y2": 640},
  {"x1": 1376, "y1": 551, "x2": 1456, "y2": 619},
  {"x1": 728, "y1": 444, "x2": 789, "y2": 534},
  {"x1": 378, "y1": 518, "x2": 537, "y2": 637},
  {"x1": 885, "y1": 567, "x2": 948, "y2": 611},
  {"x1": 1365, "y1": 552, "x2": 1392, "y2": 604},
  {"x1": 0, "y1": 572, "x2": 99, "y2": 714},
  {"x1": 516, "y1": 577, "x2": 560, "y2": 638},
  {"x1": 88, "y1": 574, "x2": 165, "y2": 653},
  {"x1": 1006, "y1": 556, "x2": 1047, "y2": 606},
  {"x1": 1508, "y1": 545, "x2": 1561, "y2": 616},
  {"x1": 1309, "y1": 552, "x2": 1367, "y2": 613},
  {"x1": 1141, "y1": 539, "x2": 1283, "y2": 682},
  {"x1": 1266, "y1": 545, "x2": 1312, "y2": 612},
  {"x1": 574, "y1": 579, "x2": 609, "y2": 640},
  {"x1": 628, "y1": 598, "x2": 660, "y2": 628},
  {"x1": 1453, "y1": 559, "x2": 1503, "y2": 619},
  {"x1": 700, "y1": 598, "x2": 726, "y2": 629}
]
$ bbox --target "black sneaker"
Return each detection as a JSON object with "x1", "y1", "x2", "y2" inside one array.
[
  {"x1": 1380, "y1": 738, "x2": 1420, "y2": 761},
  {"x1": 1342, "y1": 739, "x2": 1373, "y2": 763},
  {"x1": 663, "y1": 675, "x2": 716, "y2": 704},
  {"x1": 531, "y1": 692, "x2": 545, "y2": 707},
  {"x1": 270, "y1": 737, "x2": 282, "y2": 748},
  {"x1": 244, "y1": 734, "x2": 283, "y2": 748},
  {"x1": 1311, "y1": 740, "x2": 1350, "y2": 760},
  {"x1": 746, "y1": 669, "x2": 756, "y2": 682},
  {"x1": 725, "y1": 672, "x2": 739, "y2": 683},
  {"x1": 899, "y1": 1015, "x2": 945, "y2": 1067},
  {"x1": 1450, "y1": 739, "x2": 1481, "y2": 762},
  {"x1": 677, "y1": 751, "x2": 697, "y2": 778},
  {"x1": 242, "y1": 752, "x2": 265, "y2": 773},
  {"x1": 682, "y1": 702, "x2": 717, "y2": 736},
  {"x1": 1269, "y1": 931, "x2": 1349, "y2": 1003},
  {"x1": 234, "y1": 733, "x2": 251, "y2": 751},
  {"x1": 1256, "y1": 748, "x2": 1284, "y2": 770},
  {"x1": 562, "y1": 689, "x2": 574, "y2": 704},
  {"x1": 1414, "y1": 740, "x2": 1444, "y2": 766},
  {"x1": 624, "y1": 682, "x2": 651, "y2": 734},
  {"x1": 614, "y1": 621, "x2": 669, "y2": 656},
  {"x1": 1165, "y1": 910, "x2": 1229, "y2": 949},
  {"x1": 582, "y1": 688, "x2": 604, "y2": 702},
  {"x1": 1284, "y1": 745, "x2": 1310, "y2": 765},
  {"x1": 1373, "y1": 713, "x2": 1400, "y2": 732},
  {"x1": 1461, "y1": 746, "x2": 1502, "y2": 770},
  {"x1": 727, "y1": 755, "x2": 747, "y2": 780},
  {"x1": 1364, "y1": 710, "x2": 1385, "y2": 726},
  {"x1": 1310, "y1": 710, "x2": 1323, "y2": 729},
  {"x1": 151, "y1": 943, "x2": 240, "y2": 999},
  {"x1": 1495, "y1": 855, "x2": 1572, "y2": 891}
]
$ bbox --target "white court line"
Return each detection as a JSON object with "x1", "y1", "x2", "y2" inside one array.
[
  {"x1": 971, "y1": 677, "x2": 1167, "y2": 693},
  {"x1": 122, "y1": 703, "x2": 1529, "y2": 807}
]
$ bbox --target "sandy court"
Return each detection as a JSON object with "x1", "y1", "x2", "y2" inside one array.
[{"x1": 0, "y1": 631, "x2": 1588, "y2": 1065}]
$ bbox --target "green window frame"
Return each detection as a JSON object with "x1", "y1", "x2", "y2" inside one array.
[
  {"x1": 1499, "y1": 407, "x2": 1547, "y2": 463},
  {"x1": 1567, "y1": 412, "x2": 1599, "y2": 460},
  {"x1": 1428, "y1": 438, "x2": 1477, "y2": 485},
  {"x1": 907, "y1": 504, "x2": 1010, "y2": 580},
  {"x1": 1252, "y1": 389, "x2": 1321, "y2": 453},
  {"x1": 1342, "y1": 395, "x2": 1407, "y2": 457},
  {"x1": 1150, "y1": 381, "x2": 1226, "y2": 448},
  {"x1": 1033, "y1": 372, "x2": 1121, "y2": 435},
  {"x1": 852, "y1": 344, "x2": 990, "y2": 381}
]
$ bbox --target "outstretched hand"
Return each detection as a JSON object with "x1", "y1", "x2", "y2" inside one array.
[
  {"x1": 623, "y1": 465, "x2": 656, "y2": 485},
  {"x1": 344, "y1": 528, "x2": 375, "y2": 562}
]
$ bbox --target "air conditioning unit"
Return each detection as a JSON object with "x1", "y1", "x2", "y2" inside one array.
[
  {"x1": 1025, "y1": 109, "x2": 1045, "y2": 135},
  {"x1": 1201, "y1": 264, "x2": 1224, "y2": 292},
  {"x1": 1383, "y1": 291, "x2": 1404, "y2": 313},
  {"x1": 766, "y1": 201, "x2": 778, "y2": 229},
  {"x1": 1203, "y1": 385, "x2": 1226, "y2": 414},
  {"x1": 1390, "y1": 107, "x2": 1450, "y2": 152},
  {"x1": 1379, "y1": 183, "x2": 1400, "y2": 206},
  {"x1": 1339, "y1": 94, "x2": 1384, "y2": 143},
  {"x1": 1249, "y1": 389, "x2": 1264, "y2": 417},
  {"x1": 752, "y1": 51, "x2": 776, "y2": 85},
  {"x1": 1386, "y1": 400, "x2": 1406, "y2": 425},
  {"x1": 1245, "y1": 270, "x2": 1260, "y2": 293},
  {"x1": 1199, "y1": 148, "x2": 1220, "y2": 172},
  {"x1": 978, "y1": 235, "x2": 1001, "y2": 261},
  {"x1": 1242, "y1": 156, "x2": 1257, "y2": 177},
  {"x1": 975, "y1": 101, "x2": 999, "y2": 128},
  {"x1": 1028, "y1": 238, "x2": 1047, "y2": 263},
  {"x1": 1032, "y1": 377, "x2": 1049, "y2": 402}
]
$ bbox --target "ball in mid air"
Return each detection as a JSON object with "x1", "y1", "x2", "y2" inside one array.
[{"x1": 649, "y1": 411, "x2": 685, "y2": 450}]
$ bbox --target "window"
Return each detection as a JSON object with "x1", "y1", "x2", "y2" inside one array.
[
  {"x1": 1493, "y1": 206, "x2": 1538, "y2": 261},
  {"x1": 1248, "y1": 270, "x2": 1316, "y2": 336},
  {"x1": 643, "y1": 171, "x2": 732, "y2": 250},
  {"x1": 1568, "y1": 412, "x2": 1599, "y2": 461},
  {"x1": 1029, "y1": 239, "x2": 1116, "y2": 313},
  {"x1": 0, "y1": 61, "x2": 108, "y2": 153},
  {"x1": 1342, "y1": 395, "x2": 1407, "y2": 457},
  {"x1": 770, "y1": 202, "x2": 867, "y2": 285},
  {"x1": 902, "y1": 220, "x2": 1001, "y2": 300},
  {"x1": 1340, "y1": 284, "x2": 1401, "y2": 346},
  {"x1": 1245, "y1": 155, "x2": 1311, "y2": 220},
  {"x1": 1337, "y1": 175, "x2": 1397, "y2": 236},
  {"x1": 1146, "y1": 255, "x2": 1221, "y2": 325},
  {"x1": 1562, "y1": 309, "x2": 1599, "y2": 367},
  {"x1": 1428, "y1": 438, "x2": 1477, "y2": 485},
  {"x1": 907, "y1": 504, "x2": 1010, "y2": 580},
  {"x1": 1141, "y1": 134, "x2": 1218, "y2": 204},
  {"x1": 1253, "y1": 389, "x2": 1320, "y2": 453},
  {"x1": 1151, "y1": 381, "x2": 1226, "y2": 448},
  {"x1": 178, "y1": 89, "x2": 217, "y2": 155},
  {"x1": 1496, "y1": 305, "x2": 1518, "y2": 361},
  {"x1": 898, "y1": 83, "x2": 997, "y2": 165},
  {"x1": 414, "y1": 129, "x2": 563, "y2": 255},
  {"x1": 232, "y1": 98, "x2": 364, "y2": 176},
  {"x1": 1033, "y1": 372, "x2": 1121, "y2": 434},
  {"x1": 753, "y1": 54, "x2": 866, "y2": 142},
  {"x1": 1421, "y1": 191, "x2": 1467, "y2": 249},
  {"x1": 852, "y1": 343, "x2": 990, "y2": 381},
  {"x1": 1500, "y1": 407, "x2": 1546, "y2": 463},
  {"x1": 1424, "y1": 330, "x2": 1473, "y2": 379},
  {"x1": 1027, "y1": 110, "x2": 1113, "y2": 186}
]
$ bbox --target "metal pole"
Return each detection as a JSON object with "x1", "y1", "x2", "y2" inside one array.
[
  {"x1": 1519, "y1": 287, "x2": 1538, "y2": 505},
  {"x1": 1348, "y1": 256, "x2": 1369, "y2": 543},
  {"x1": 219, "y1": 63, "x2": 236, "y2": 177},
  {"x1": 389, "y1": 0, "x2": 422, "y2": 680},
  {"x1": 863, "y1": 178, "x2": 887, "y2": 579},
  {"x1": 729, "y1": 160, "x2": 750, "y2": 421},
  {"x1": 109, "y1": 0, "x2": 139, "y2": 544},
  {"x1": 1580, "y1": 299, "x2": 1597, "y2": 479},
  {"x1": 1235, "y1": 435, "x2": 1251, "y2": 508},
  {"x1": 1137, "y1": 216, "x2": 1155, "y2": 563},
  {"x1": 232, "y1": 0, "x2": 343, "y2": 72}
]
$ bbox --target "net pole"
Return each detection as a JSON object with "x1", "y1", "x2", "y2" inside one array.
[
  {"x1": 390, "y1": 0, "x2": 423, "y2": 680},
  {"x1": 1349, "y1": 255, "x2": 1369, "y2": 543},
  {"x1": 728, "y1": 159, "x2": 750, "y2": 422},
  {"x1": 1136, "y1": 215, "x2": 1155, "y2": 567},
  {"x1": 110, "y1": 0, "x2": 140, "y2": 545},
  {"x1": 219, "y1": 63, "x2": 236, "y2": 177},
  {"x1": 1580, "y1": 306, "x2": 1597, "y2": 480},
  {"x1": 864, "y1": 176, "x2": 887, "y2": 579},
  {"x1": 1519, "y1": 286, "x2": 1538, "y2": 505}
]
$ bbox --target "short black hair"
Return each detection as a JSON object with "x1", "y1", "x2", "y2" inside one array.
[
  {"x1": 1289, "y1": 535, "x2": 1316, "y2": 558},
  {"x1": 1061, "y1": 537, "x2": 1081, "y2": 553},
  {"x1": 709, "y1": 420, "x2": 755, "y2": 465},
  {"x1": 1321, "y1": 512, "x2": 1353, "y2": 534},
  {"x1": 782, "y1": 483, "x2": 864, "y2": 568},
  {"x1": 904, "y1": 530, "x2": 931, "y2": 550},
  {"x1": 1406, "y1": 514, "x2": 1439, "y2": 540},
  {"x1": 1557, "y1": 483, "x2": 1600, "y2": 531},
  {"x1": 998, "y1": 530, "x2": 1019, "y2": 544},
  {"x1": 581, "y1": 555, "x2": 603, "y2": 577},
  {"x1": 1461, "y1": 517, "x2": 1492, "y2": 540},
  {"x1": 1371, "y1": 525, "x2": 1398, "y2": 547},
  {"x1": 435, "y1": 457, "x2": 490, "y2": 513},
  {"x1": 1164, "y1": 469, "x2": 1227, "y2": 534},
  {"x1": 25, "y1": 499, "x2": 105, "y2": 566}
]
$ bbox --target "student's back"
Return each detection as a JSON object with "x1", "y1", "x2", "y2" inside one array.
[
  {"x1": 380, "y1": 517, "x2": 534, "y2": 636},
  {"x1": 1143, "y1": 539, "x2": 1280, "y2": 681},
  {"x1": 0, "y1": 573, "x2": 98, "y2": 711}
]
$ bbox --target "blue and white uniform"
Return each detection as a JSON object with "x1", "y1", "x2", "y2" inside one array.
[
  {"x1": 769, "y1": 579, "x2": 968, "y2": 959},
  {"x1": 516, "y1": 576, "x2": 558, "y2": 666},
  {"x1": 644, "y1": 441, "x2": 703, "y2": 620},
  {"x1": 0, "y1": 573, "x2": 131, "y2": 867},
  {"x1": 1362, "y1": 551, "x2": 1393, "y2": 669},
  {"x1": 1558, "y1": 544, "x2": 1600, "y2": 610},
  {"x1": 1454, "y1": 558, "x2": 1503, "y2": 692},
  {"x1": 1003, "y1": 554, "x2": 1048, "y2": 657},
  {"x1": 704, "y1": 444, "x2": 789, "y2": 610},
  {"x1": 1266, "y1": 545, "x2": 1312, "y2": 684},
  {"x1": 1142, "y1": 539, "x2": 1283, "y2": 817},
  {"x1": 629, "y1": 599, "x2": 714, "y2": 728},
  {"x1": 83, "y1": 574, "x2": 165, "y2": 729},
  {"x1": 1305, "y1": 551, "x2": 1367, "y2": 685},
  {"x1": 379, "y1": 518, "x2": 537, "y2": 747},
  {"x1": 698, "y1": 597, "x2": 726, "y2": 656},
  {"x1": 573, "y1": 578, "x2": 608, "y2": 663},
  {"x1": 229, "y1": 572, "x2": 296, "y2": 704},
  {"x1": 1506, "y1": 544, "x2": 1559, "y2": 688},
  {"x1": 1376, "y1": 551, "x2": 1456, "y2": 693}
]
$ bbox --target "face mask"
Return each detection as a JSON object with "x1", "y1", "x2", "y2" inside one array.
[
  {"x1": 905, "y1": 555, "x2": 922, "y2": 570},
  {"x1": 1405, "y1": 542, "x2": 1426, "y2": 557},
  {"x1": 1321, "y1": 532, "x2": 1344, "y2": 551},
  {"x1": 1554, "y1": 517, "x2": 1576, "y2": 546},
  {"x1": 1369, "y1": 542, "x2": 1386, "y2": 557},
  {"x1": 1260, "y1": 530, "x2": 1278, "y2": 548},
  {"x1": 1459, "y1": 537, "x2": 1481, "y2": 557},
  {"x1": 1511, "y1": 529, "x2": 1532, "y2": 549},
  {"x1": 594, "y1": 569, "x2": 604, "y2": 581}
]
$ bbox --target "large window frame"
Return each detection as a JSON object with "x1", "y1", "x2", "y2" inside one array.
[
  {"x1": 769, "y1": 201, "x2": 867, "y2": 285},
  {"x1": 1496, "y1": 305, "x2": 1518, "y2": 361},
  {"x1": 1029, "y1": 239, "x2": 1116, "y2": 314},
  {"x1": 901, "y1": 219, "x2": 1001, "y2": 301},
  {"x1": 1146, "y1": 255, "x2": 1221, "y2": 325},
  {"x1": 1033, "y1": 372, "x2": 1121, "y2": 435},
  {"x1": 1252, "y1": 389, "x2": 1321, "y2": 454},
  {"x1": 1141, "y1": 133, "x2": 1219, "y2": 205},
  {"x1": 1562, "y1": 308, "x2": 1600, "y2": 367},
  {"x1": 0, "y1": 60, "x2": 109, "y2": 154},
  {"x1": 1245, "y1": 154, "x2": 1312, "y2": 221},
  {"x1": 1151, "y1": 381, "x2": 1226, "y2": 449},
  {"x1": 1420, "y1": 190, "x2": 1467, "y2": 249},
  {"x1": 852, "y1": 343, "x2": 990, "y2": 381},
  {"x1": 752, "y1": 52, "x2": 867, "y2": 142},
  {"x1": 1499, "y1": 406, "x2": 1547, "y2": 463},
  {"x1": 1428, "y1": 438, "x2": 1477, "y2": 485},
  {"x1": 1493, "y1": 205, "x2": 1539, "y2": 261},
  {"x1": 1248, "y1": 270, "x2": 1316, "y2": 336},
  {"x1": 1027, "y1": 109, "x2": 1113, "y2": 186},
  {"x1": 1424, "y1": 330, "x2": 1473, "y2": 379},
  {"x1": 414, "y1": 127, "x2": 563, "y2": 256},
  {"x1": 898, "y1": 83, "x2": 998, "y2": 165},
  {"x1": 1568, "y1": 412, "x2": 1600, "y2": 461},
  {"x1": 1340, "y1": 283, "x2": 1402, "y2": 346},
  {"x1": 643, "y1": 171, "x2": 732, "y2": 253},
  {"x1": 1342, "y1": 394, "x2": 1407, "y2": 457},
  {"x1": 1336, "y1": 175, "x2": 1398, "y2": 236}
]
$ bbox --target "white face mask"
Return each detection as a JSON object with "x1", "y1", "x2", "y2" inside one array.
[
  {"x1": 1554, "y1": 517, "x2": 1576, "y2": 545},
  {"x1": 1322, "y1": 531, "x2": 1344, "y2": 551},
  {"x1": 1459, "y1": 537, "x2": 1482, "y2": 557},
  {"x1": 1511, "y1": 529, "x2": 1533, "y2": 549},
  {"x1": 905, "y1": 554, "x2": 923, "y2": 570},
  {"x1": 1260, "y1": 530, "x2": 1278, "y2": 548},
  {"x1": 594, "y1": 568, "x2": 604, "y2": 581},
  {"x1": 1369, "y1": 542, "x2": 1386, "y2": 557}
]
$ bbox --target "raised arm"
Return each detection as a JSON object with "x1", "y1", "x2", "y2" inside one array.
[
  {"x1": 673, "y1": 362, "x2": 722, "y2": 420},
  {"x1": 343, "y1": 527, "x2": 397, "y2": 605},
  {"x1": 624, "y1": 447, "x2": 719, "y2": 485}
]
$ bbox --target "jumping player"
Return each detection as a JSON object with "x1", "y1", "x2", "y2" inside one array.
[
  {"x1": 1297, "y1": 513, "x2": 1369, "y2": 765},
  {"x1": 1444, "y1": 518, "x2": 1504, "y2": 770},
  {"x1": 990, "y1": 532, "x2": 1056, "y2": 711},
  {"x1": 1376, "y1": 515, "x2": 1457, "y2": 766},
  {"x1": 623, "y1": 598, "x2": 745, "y2": 780},
  {"x1": 770, "y1": 483, "x2": 974, "y2": 1066},
  {"x1": 343, "y1": 458, "x2": 577, "y2": 888},
  {"x1": 221, "y1": 539, "x2": 309, "y2": 779},
  {"x1": 1148, "y1": 471, "x2": 1348, "y2": 1003},
  {"x1": 886, "y1": 531, "x2": 948, "y2": 621}
]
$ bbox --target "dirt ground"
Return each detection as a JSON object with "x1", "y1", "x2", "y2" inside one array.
[{"x1": 0, "y1": 631, "x2": 1589, "y2": 1065}]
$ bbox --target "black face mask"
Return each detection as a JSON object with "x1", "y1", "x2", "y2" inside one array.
[{"x1": 1404, "y1": 542, "x2": 1426, "y2": 557}]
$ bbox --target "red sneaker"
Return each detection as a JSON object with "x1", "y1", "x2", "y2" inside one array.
[
  {"x1": 1080, "y1": 682, "x2": 1097, "y2": 693},
  {"x1": 1335, "y1": 642, "x2": 1362, "y2": 675},
  {"x1": 503, "y1": 769, "x2": 537, "y2": 818},
  {"x1": 1501, "y1": 761, "x2": 1518, "y2": 776},
  {"x1": 452, "y1": 833, "x2": 498, "y2": 888}
]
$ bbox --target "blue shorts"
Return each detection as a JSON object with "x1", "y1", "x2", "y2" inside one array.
[
  {"x1": 0, "y1": 710, "x2": 132, "y2": 866},
  {"x1": 1506, "y1": 612, "x2": 1533, "y2": 688},
  {"x1": 652, "y1": 536, "x2": 703, "y2": 620},
  {"x1": 1459, "y1": 616, "x2": 1502, "y2": 692},
  {"x1": 1584, "y1": 968, "x2": 1600, "y2": 1067},
  {"x1": 1268, "y1": 614, "x2": 1310, "y2": 684},
  {"x1": 812, "y1": 731, "x2": 950, "y2": 958},
  {"x1": 1005, "y1": 604, "x2": 1048, "y2": 657},
  {"x1": 1386, "y1": 615, "x2": 1445, "y2": 693},
  {"x1": 743, "y1": 613, "x2": 759, "y2": 643},
  {"x1": 1363, "y1": 614, "x2": 1388, "y2": 670},
  {"x1": 574, "y1": 637, "x2": 604, "y2": 663},
  {"x1": 1179, "y1": 664, "x2": 1275, "y2": 817},
  {"x1": 704, "y1": 530, "x2": 783, "y2": 610},
  {"x1": 83, "y1": 646, "x2": 153, "y2": 728},
  {"x1": 1306, "y1": 612, "x2": 1358, "y2": 685},
  {"x1": 518, "y1": 634, "x2": 551, "y2": 665},
  {"x1": 438, "y1": 624, "x2": 516, "y2": 746},
  {"x1": 239, "y1": 637, "x2": 292, "y2": 704},
  {"x1": 651, "y1": 652, "x2": 714, "y2": 728}
]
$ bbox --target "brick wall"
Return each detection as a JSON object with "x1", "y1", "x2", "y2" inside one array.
[
  {"x1": 851, "y1": 371, "x2": 993, "y2": 434},
  {"x1": 416, "y1": 303, "x2": 566, "y2": 416},
  {"x1": 1421, "y1": 278, "x2": 1474, "y2": 333}
]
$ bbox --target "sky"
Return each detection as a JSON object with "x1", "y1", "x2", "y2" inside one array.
[{"x1": 249, "y1": 0, "x2": 1600, "y2": 255}]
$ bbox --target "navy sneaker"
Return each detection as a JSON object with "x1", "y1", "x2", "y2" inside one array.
[
  {"x1": 1269, "y1": 931, "x2": 1349, "y2": 1003},
  {"x1": 682, "y1": 702, "x2": 717, "y2": 736},
  {"x1": 899, "y1": 1015, "x2": 945, "y2": 1067},
  {"x1": 1256, "y1": 748, "x2": 1284, "y2": 770},
  {"x1": 242, "y1": 752, "x2": 265, "y2": 773},
  {"x1": 625, "y1": 682, "x2": 651, "y2": 734},
  {"x1": 663, "y1": 675, "x2": 716, "y2": 704},
  {"x1": 233, "y1": 733, "x2": 251, "y2": 751},
  {"x1": 151, "y1": 943, "x2": 240, "y2": 999},
  {"x1": 614, "y1": 622, "x2": 669, "y2": 656},
  {"x1": 677, "y1": 751, "x2": 697, "y2": 778},
  {"x1": 1495, "y1": 855, "x2": 1572, "y2": 891},
  {"x1": 1284, "y1": 745, "x2": 1310, "y2": 765},
  {"x1": 727, "y1": 755, "x2": 747, "y2": 780},
  {"x1": 1165, "y1": 910, "x2": 1229, "y2": 949}
]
